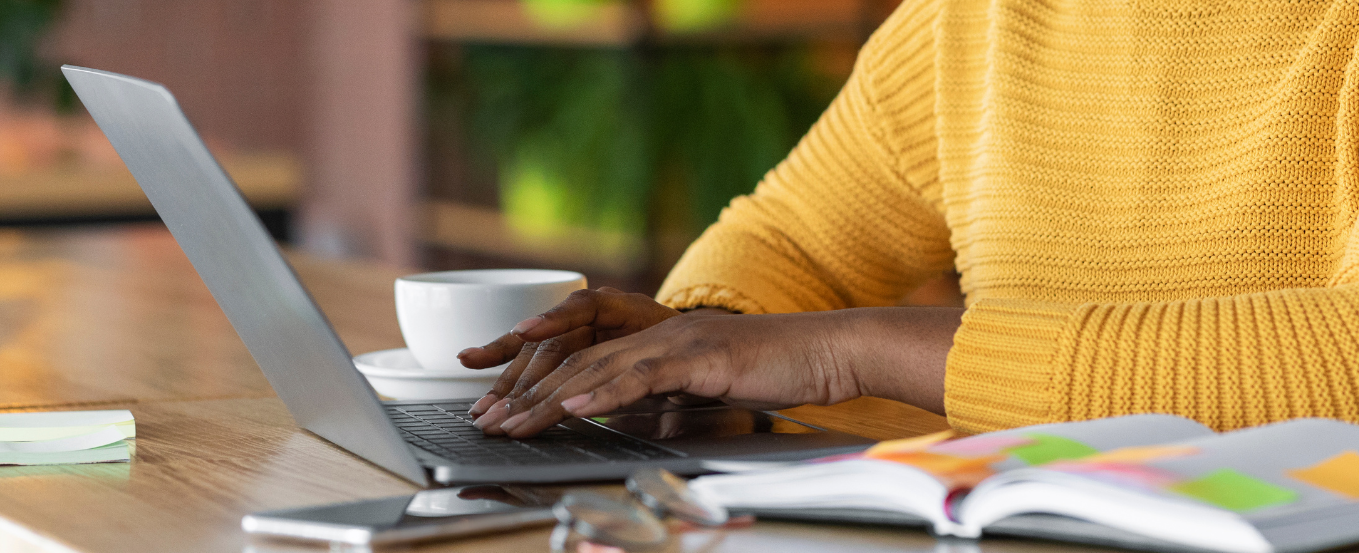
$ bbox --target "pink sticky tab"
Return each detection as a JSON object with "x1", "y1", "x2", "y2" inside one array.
[
  {"x1": 1047, "y1": 461, "x2": 1182, "y2": 492},
  {"x1": 930, "y1": 434, "x2": 1034, "y2": 456},
  {"x1": 863, "y1": 430, "x2": 954, "y2": 458}
]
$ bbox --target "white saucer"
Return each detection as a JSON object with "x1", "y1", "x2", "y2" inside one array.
[{"x1": 354, "y1": 348, "x2": 500, "y2": 401}]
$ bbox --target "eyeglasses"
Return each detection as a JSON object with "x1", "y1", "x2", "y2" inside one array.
[{"x1": 550, "y1": 468, "x2": 730, "y2": 552}]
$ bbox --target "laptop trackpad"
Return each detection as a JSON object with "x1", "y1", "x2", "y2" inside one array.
[
  {"x1": 570, "y1": 404, "x2": 827, "y2": 458},
  {"x1": 587, "y1": 408, "x2": 821, "y2": 440}
]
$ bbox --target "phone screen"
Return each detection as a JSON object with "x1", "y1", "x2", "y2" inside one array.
[{"x1": 243, "y1": 485, "x2": 554, "y2": 545}]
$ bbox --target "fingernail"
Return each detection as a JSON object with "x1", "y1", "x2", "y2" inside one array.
[
  {"x1": 468, "y1": 394, "x2": 499, "y2": 417},
  {"x1": 472, "y1": 399, "x2": 511, "y2": 430},
  {"x1": 511, "y1": 316, "x2": 544, "y2": 336},
  {"x1": 457, "y1": 347, "x2": 481, "y2": 359},
  {"x1": 499, "y1": 411, "x2": 530, "y2": 432},
  {"x1": 560, "y1": 393, "x2": 592, "y2": 414}
]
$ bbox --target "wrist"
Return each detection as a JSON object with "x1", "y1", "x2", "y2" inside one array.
[{"x1": 844, "y1": 306, "x2": 963, "y2": 415}]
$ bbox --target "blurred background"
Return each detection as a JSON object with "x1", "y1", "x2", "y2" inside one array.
[{"x1": 0, "y1": 0, "x2": 961, "y2": 305}]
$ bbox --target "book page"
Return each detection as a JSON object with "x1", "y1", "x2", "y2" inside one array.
[
  {"x1": 690, "y1": 414, "x2": 1213, "y2": 536},
  {"x1": 1003, "y1": 419, "x2": 1359, "y2": 553},
  {"x1": 867, "y1": 413, "x2": 1212, "y2": 489}
]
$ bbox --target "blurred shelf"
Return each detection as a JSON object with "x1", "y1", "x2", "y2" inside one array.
[
  {"x1": 423, "y1": 0, "x2": 875, "y2": 46},
  {"x1": 0, "y1": 153, "x2": 301, "y2": 220},
  {"x1": 425, "y1": 0, "x2": 643, "y2": 46},
  {"x1": 422, "y1": 200, "x2": 649, "y2": 276}
]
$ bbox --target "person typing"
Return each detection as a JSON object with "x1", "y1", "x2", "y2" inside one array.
[{"x1": 458, "y1": 0, "x2": 1359, "y2": 439}]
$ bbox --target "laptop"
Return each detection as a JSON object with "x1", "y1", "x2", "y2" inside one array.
[{"x1": 61, "y1": 65, "x2": 875, "y2": 487}]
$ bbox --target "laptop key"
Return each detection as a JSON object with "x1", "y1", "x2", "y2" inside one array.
[{"x1": 388, "y1": 404, "x2": 682, "y2": 466}]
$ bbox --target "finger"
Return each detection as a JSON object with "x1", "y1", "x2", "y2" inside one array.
[
  {"x1": 456, "y1": 485, "x2": 520, "y2": 504},
  {"x1": 511, "y1": 288, "x2": 675, "y2": 342},
  {"x1": 470, "y1": 341, "x2": 538, "y2": 417},
  {"x1": 502, "y1": 336, "x2": 633, "y2": 415},
  {"x1": 459, "y1": 332, "x2": 526, "y2": 369},
  {"x1": 480, "y1": 339, "x2": 632, "y2": 436},
  {"x1": 503, "y1": 355, "x2": 689, "y2": 439},
  {"x1": 490, "y1": 340, "x2": 638, "y2": 436},
  {"x1": 472, "y1": 397, "x2": 512, "y2": 431},
  {"x1": 657, "y1": 411, "x2": 684, "y2": 440},
  {"x1": 558, "y1": 357, "x2": 690, "y2": 420},
  {"x1": 490, "y1": 341, "x2": 539, "y2": 399},
  {"x1": 506, "y1": 327, "x2": 594, "y2": 400},
  {"x1": 509, "y1": 288, "x2": 620, "y2": 340}
]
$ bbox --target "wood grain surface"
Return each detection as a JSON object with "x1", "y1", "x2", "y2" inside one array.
[
  {"x1": 0, "y1": 224, "x2": 406, "y2": 411},
  {"x1": 0, "y1": 397, "x2": 1114, "y2": 553},
  {"x1": 0, "y1": 154, "x2": 300, "y2": 219},
  {"x1": 0, "y1": 226, "x2": 1115, "y2": 553}
]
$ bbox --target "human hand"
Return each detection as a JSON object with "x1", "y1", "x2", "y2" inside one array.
[
  {"x1": 457, "y1": 287, "x2": 688, "y2": 420},
  {"x1": 478, "y1": 310, "x2": 880, "y2": 439},
  {"x1": 472, "y1": 306, "x2": 962, "y2": 438}
]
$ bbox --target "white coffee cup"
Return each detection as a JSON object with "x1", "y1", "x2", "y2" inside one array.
[{"x1": 395, "y1": 269, "x2": 587, "y2": 371}]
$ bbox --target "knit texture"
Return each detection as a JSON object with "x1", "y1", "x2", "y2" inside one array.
[{"x1": 656, "y1": 0, "x2": 1359, "y2": 433}]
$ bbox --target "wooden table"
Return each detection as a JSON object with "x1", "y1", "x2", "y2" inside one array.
[
  {"x1": 0, "y1": 225, "x2": 1105, "y2": 553},
  {"x1": 0, "y1": 154, "x2": 299, "y2": 221},
  {"x1": 0, "y1": 224, "x2": 404, "y2": 410}
]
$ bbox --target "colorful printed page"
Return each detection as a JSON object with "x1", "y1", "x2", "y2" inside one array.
[
  {"x1": 857, "y1": 414, "x2": 1212, "y2": 490},
  {"x1": 1017, "y1": 419, "x2": 1359, "y2": 553}
]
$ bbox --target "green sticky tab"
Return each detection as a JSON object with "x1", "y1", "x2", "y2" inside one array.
[
  {"x1": 1007, "y1": 433, "x2": 1099, "y2": 465},
  {"x1": 1170, "y1": 469, "x2": 1298, "y2": 512}
]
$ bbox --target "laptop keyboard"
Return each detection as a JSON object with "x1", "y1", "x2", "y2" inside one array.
[{"x1": 385, "y1": 403, "x2": 678, "y2": 466}]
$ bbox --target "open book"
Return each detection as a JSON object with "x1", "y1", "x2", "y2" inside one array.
[{"x1": 690, "y1": 415, "x2": 1359, "y2": 553}]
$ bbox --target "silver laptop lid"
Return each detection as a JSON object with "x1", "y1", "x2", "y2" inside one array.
[{"x1": 62, "y1": 65, "x2": 429, "y2": 486}]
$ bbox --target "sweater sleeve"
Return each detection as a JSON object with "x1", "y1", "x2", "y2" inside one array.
[
  {"x1": 947, "y1": 285, "x2": 1359, "y2": 433},
  {"x1": 656, "y1": 1, "x2": 953, "y2": 314}
]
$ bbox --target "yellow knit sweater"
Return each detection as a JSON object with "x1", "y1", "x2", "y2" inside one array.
[{"x1": 656, "y1": 0, "x2": 1359, "y2": 434}]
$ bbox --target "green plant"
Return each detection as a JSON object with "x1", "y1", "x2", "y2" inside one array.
[
  {"x1": 0, "y1": 0, "x2": 62, "y2": 91},
  {"x1": 653, "y1": 49, "x2": 832, "y2": 230},
  {"x1": 439, "y1": 43, "x2": 840, "y2": 242},
  {"x1": 459, "y1": 47, "x2": 653, "y2": 238},
  {"x1": 655, "y1": 0, "x2": 740, "y2": 32},
  {"x1": 522, "y1": 0, "x2": 615, "y2": 29}
]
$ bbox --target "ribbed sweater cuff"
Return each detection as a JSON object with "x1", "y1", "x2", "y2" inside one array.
[
  {"x1": 944, "y1": 298, "x2": 1079, "y2": 434},
  {"x1": 657, "y1": 284, "x2": 768, "y2": 315}
]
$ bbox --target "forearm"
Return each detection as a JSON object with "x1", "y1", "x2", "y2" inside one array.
[
  {"x1": 836, "y1": 306, "x2": 964, "y2": 416},
  {"x1": 473, "y1": 298, "x2": 963, "y2": 438}
]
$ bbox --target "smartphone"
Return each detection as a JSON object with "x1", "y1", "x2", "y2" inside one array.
[{"x1": 242, "y1": 485, "x2": 556, "y2": 546}]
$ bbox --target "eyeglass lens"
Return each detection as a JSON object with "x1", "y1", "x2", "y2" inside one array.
[
  {"x1": 551, "y1": 468, "x2": 731, "y2": 551},
  {"x1": 552, "y1": 491, "x2": 668, "y2": 551},
  {"x1": 626, "y1": 468, "x2": 728, "y2": 527}
]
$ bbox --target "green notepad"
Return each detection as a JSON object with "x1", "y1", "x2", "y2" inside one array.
[
  {"x1": 0, "y1": 410, "x2": 135, "y2": 441},
  {"x1": 0, "y1": 442, "x2": 130, "y2": 466},
  {"x1": 0, "y1": 410, "x2": 134, "y2": 466}
]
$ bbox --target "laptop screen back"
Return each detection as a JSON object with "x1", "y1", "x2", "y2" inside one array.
[{"x1": 61, "y1": 65, "x2": 428, "y2": 485}]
